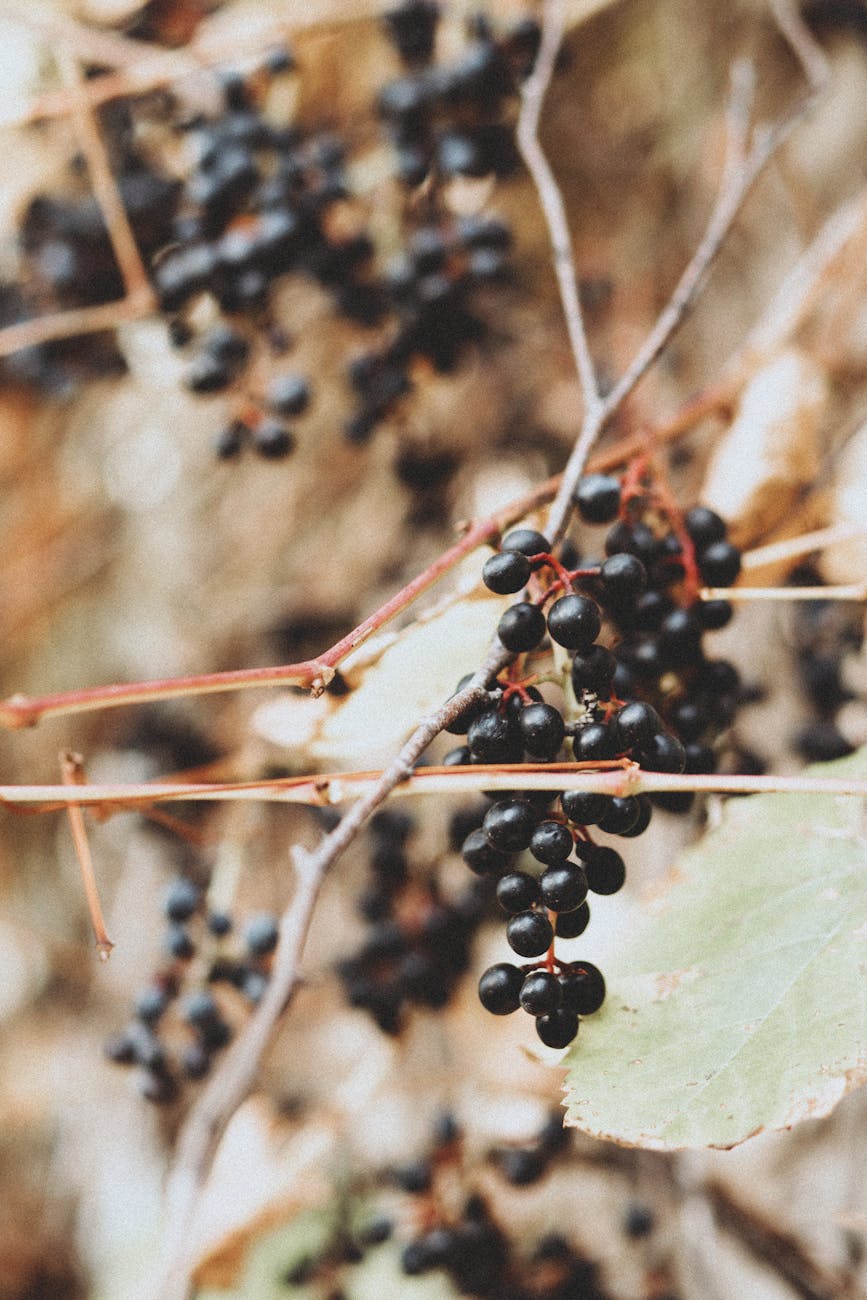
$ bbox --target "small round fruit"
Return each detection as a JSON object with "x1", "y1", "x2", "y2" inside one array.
[
  {"x1": 507, "y1": 910, "x2": 554, "y2": 957},
  {"x1": 535, "y1": 1008, "x2": 579, "y2": 1048},
  {"x1": 478, "y1": 962, "x2": 523, "y2": 1014}
]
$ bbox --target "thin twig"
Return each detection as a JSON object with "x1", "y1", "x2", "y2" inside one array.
[
  {"x1": 767, "y1": 0, "x2": 831, "y2": 93},
  {"x1": 516, "y1": 0, "x2": 600, "y2": 417},
  {"x1": 0, "y1": 475, "x2": 559, "y2": 729},
  {"x1": 153, "y1": 650, "x2": 509, "y2": 1300},
  {"x1": 60, "y1": 752, "x2": 113, "y2": 959},
  {"x1": 5, "y1": 763, "x2": 867, "y2": 813},
  {"x1": 56, "y1": 50, "x2": 154, "y2": 304},
  {"x1": 742, "y1": 521, "x2": 867, "y2": 569},
  {"x1": 703, "y1": 583, "x2": 867, "y2": 601},
  {"x1": 0, "y1": 293, "x2": 152, "y2": 359}
]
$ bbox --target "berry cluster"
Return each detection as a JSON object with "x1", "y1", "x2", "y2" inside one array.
[
  {"x1": 2, "y1": 14, "x2": 528, "y2": 462},
  {"x1": 378, "y1": 6, "x2": 540, "y2": 186},
  {"x1": 336, "y1": 810, "x2": 490, "y2": 1033},
  {"x1": 790, "y1": 563, "x2": 860, "y2": 763},
  {"x1": 442, "y1": 465, "x2": 745, "y2": 1049},
  {"x1": 104, "y1": 874, "x2": 280, "y2": 1102}
]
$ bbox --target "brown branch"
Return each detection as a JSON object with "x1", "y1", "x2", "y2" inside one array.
[
  {"x1": 0, "y1": 474, "x2": 559, "y2": 729},
  {"x1": 153, "y1": 650, "x2": 509, "y2": 1300},
  {"x1": 516, "y1": 0, "x2": 600, "y2": 419},
  {"x1": 56, "y1": 50, "x2": 154, "y2": 304},
  {"x1": 706, "y1": 1179, "x2": 854, "y2": 1300},
  {"x1": 60, "y1": 752, "x2": 113, "y2": 959},
  {"x1": 0, "y1": 293, "x2": 152, "y2": 359},
  {"x1": 6, "y1": 763, "x2": 867, "y2": 814}
]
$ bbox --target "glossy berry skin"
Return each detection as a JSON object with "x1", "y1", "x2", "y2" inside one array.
[
  {"x1": 612, "y1": 701, "x2": 662, "y2": 752},
  {"x1": 500, "y1": 528, "x2": 550, "y2": 561},
  {"x1": 555, "y1": 900, "x2": 590, "y2": 937},
  {"x1": 572, "y1": 721, "x2": 617, "y2": 763},
  {"x1": 478, "y1": 962, "x2": 523, "y2": 1014},
  {"x1": 497, "y1": 602, "x2": 546, "y2": 652},
  {"x1": 518, "y1": 702, "x2": 565, "y2": 758},
  {"x1": 599, "y1": 553, "x2": 647, "y2": 604},
  {"x1": 698, "y1": 540, "x2": 742, "y2": 586},
  {"x1": 467, "y1": 710, "x2": 520, "y2": 762},
  {"x1": 560, "y1": 790, "x2": 608, "y2": 826},
  {"x1": 496, "y1": 870, "x2": 541, "y2": 914},
  {"x1": 573, "y1": 473, "x2": 621, "y2": 523},
  {"x1": 483, "y1": 799, "x2": 538, "y2": 852},
  {"x1": 546, "y1": 594, "x2": 601, "y2": 650},
  {"x1": 658, "y1": 608, "x2": 703, "y2": 667},
  {"x1": 584, "y1": 846, "x2": 626, "y2": 895},
  {"x1": 684, "y1": 505, "x2": 727, "y2": 548},
  {"x1": 506, "y1": 909, "x2": 554, "y2": 957},
  {"x1": 461, "y1": 828, "x2": 511, "y2": 875},
  {"x1": 535, "y1": 1008, "x2": 579, "y2": 1048},
  {"x1": 540, "y1": 863, "x2": 588, "y2": 912},
  {"x1": 597, "y1": 795, "x2": 641, "y2": 835},
  {"x1": 559, "y1": 962, "x2": 606, "y2": 1015},
  {"x1": 619, "y1": 794, "x2": 654, "y2": 838},
  {"x1": 482, "y1": 550, "x2": 531, "y2": 594},
  {"x1": 519, "y1": 970, "x2": 562, "y2": 1016},
  {"x1": 570, "y1": 644, "x2": 617, "y2": 698},
  {"x1": 698, "y1": 597, "x2": 734, "y2": 630},
  {"x1": 529, "y1": 820, "x2": 574, "y2": 864},
  {"x1": 640, "y1": 730, "x2": 687, "y2": 773}
]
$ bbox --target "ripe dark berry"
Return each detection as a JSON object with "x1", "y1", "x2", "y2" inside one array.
[
  {"x1": 462, "y1": 828, "x2": 511, "y2": 875},
  {"x1": 207, "y1": 911, "x2": 232, "y2": 936},
  {"x1": 597, "y1": 795, "x2": 641, "y2": 835},
  {"x1": 599, "y1": 553, "x2": 647, "y2": 604},
  {"x1": 497, "y1": 602, "x2": 546, "y2": 652},
  {"x1": 183, "y1": 990, "x2": 221, "y2": 1028},
  {"x1": 392, "y1": 1157, "x2": 433, "y2": 1194},
  {"x1": 252, "y1": 419, "x2": 295, "y2": 458},
  {"x1": 506, "y1": 909, "x2": 554, "y2": 957},
  {"x1": 482, "y1": 550, "x2": 531, "y2": 594},
  {"x1": 500, "y1": 528, "x2": 550, "y2": 561},
  {"x1": 560, "y1": 790, "x2": 608, "y2": 825},
  {"x1": 163, "y1": 877, "x2": 200, "y2": 922},
  {"x1": 135, "y1": 985, "x2": 170, "y2": 1023},
  {"x1": 498, "y1": 1147, "x2": 547, "y2": 1185},
  {"x1": 529, "y1": 820, "x2": 573, "y2": 864},
  {"x1": 584, "y1": 845, "x2": 626, "y2": 895},
  {"x1": 640, "y1": 730, "x2": 687, "y2": 773},
  {"x1": 559, "y1": 962, "x2": 606, "y2": 1015},
  {"x1": 698, "y1": 540, "x2": 742, "y2": 586},
  {"x1": 570, "y1": 644, "x2": 617, "y2": 698},
  {"x1": 245, "y1": 913, "x2": 279, "y2": 955},
  {"x1": 266, "y1": 372, "x2": 310, "y2": 416},
  {"x1": 214, "y1": 420, "x2": 248, "y2": 458},
  {"x1": 684, "y1": 505, "x2": 727, "y2": 548},
  {"x1": 467, "y1": 709, "x2": 521, "y2": 762},
  {"x1": 572, "y1": 721, "x2": 617, "y2": 763},
  {"x1": 619, "y1": 794, "x2": 654, "y2": 838},
  {"x1": 658, "y1": 608, "x2": 703, "y2": 667},
  {"x1": 518, "y1": 702, "x2": 565, "y2": 758},
  {"x1": 519, "y1": 970, "x2": 562, "y2": 1016},
  {"x1": 555, "y1": 900, "x2": 590, "y2": 937},
  {"x1": 478, "y1": 962, "x2": 523, "y2": 1014},
  {"x1": 698, "y1": 597, "x2": 734, "y2": 630},
  {"x1": 444, "y1": 673, "x2": 488, "y2": 735},
  {"x1": 546, "y1": 594, "x2": 601, "y2": 650},
  {"x1": 483, "y1": 799, "x2": 538, "y2": 851},
  {"x1": 535, "y1": 1008, "x2": 579, "y2": 1048},
  {"x1": 612, "y1": 701, "x2": 662, "y2": 752},
  {"x1": 496, "y1": 871, "x2": 541, "y2": 913},
  {"x1": 165, "y1": 923, "x2": 195, "y2": 960},
  {"x1": 668, "y1": 698, "x2": 704, "y2": 741},
  {"x1": 573, "y1": 473, "x2": 621, "y2": 523},
  {"x1": 540, "y1": 862, "x2": 588, "y2": 912}
]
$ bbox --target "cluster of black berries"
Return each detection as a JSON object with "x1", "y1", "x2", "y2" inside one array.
[
  {"x1": 442, "y1": 471, "x2": 746, "y2": 1048},
  {"x1": 790, "y1": 563, "x2": 860, "y2": 763},
  {"x1": 387, "y1": 1112, "x2": 607, "y2": 1298},
  {"x1": 104, "y1": 874, "x2": 280, "y2": 1102},
  {"x1": 336, "y1": 810, "x2": 490, "y2": 1034},
  {"x1": 0, "y1": 98, "x2": 180, "y2": 394},
  {"x1": 378, "y1": 5, "x2": 540, "y2": 186}
]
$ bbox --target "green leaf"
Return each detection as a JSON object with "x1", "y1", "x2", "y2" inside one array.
[{"x1": 563, "y1": 747, "x2": 867, "y2": 1150}]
